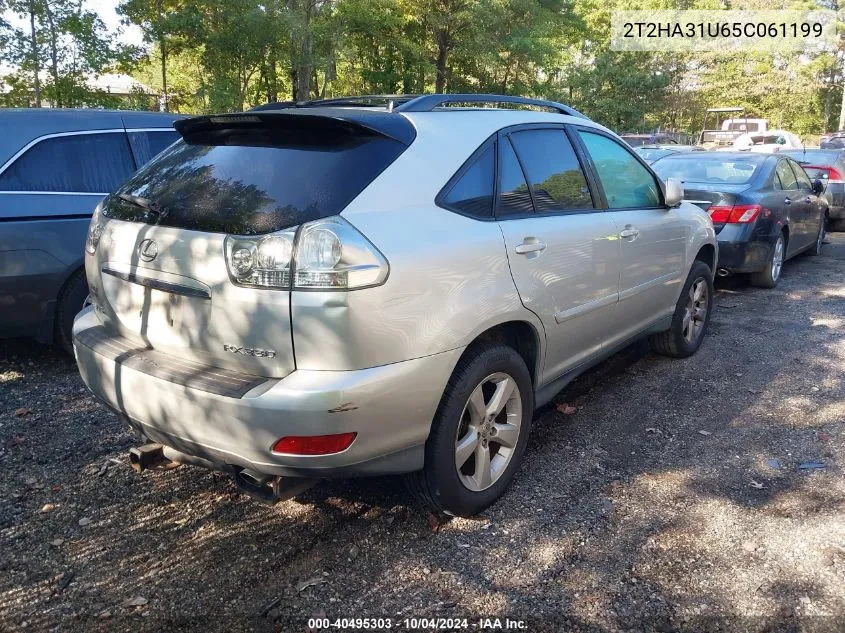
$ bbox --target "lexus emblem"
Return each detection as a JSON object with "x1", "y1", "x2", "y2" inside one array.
[{"x1": 138, "y1": 239, "x2": 158, "y2": 262}]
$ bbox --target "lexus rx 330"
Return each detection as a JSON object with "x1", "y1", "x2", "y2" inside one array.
[{"x1": 74, "y1": 94, "x2": 717, "y2": 517}]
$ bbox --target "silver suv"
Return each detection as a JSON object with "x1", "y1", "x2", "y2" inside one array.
[{"x1": 74, "y1": 94, "x2": 717, "y2": 516}]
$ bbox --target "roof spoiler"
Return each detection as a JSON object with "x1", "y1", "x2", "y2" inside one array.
[{"x1": 174, "y1": 111, "x2": 416, "y2": 146}]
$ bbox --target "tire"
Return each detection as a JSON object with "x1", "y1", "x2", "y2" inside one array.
[
  {"x1": 56, "y1": 268, "x2": 89, "y2": 354},
  {"x1": 750, "y1": 232, "x2": 785, "y2": 289},
  {"x1": 649, "y1": 261, "x2": 713, "y2": 359},
  {"x1": 809, "y1": 214, "x2": 826, "y2": 256},
  {"x1": 830, "y1": 218, "x2": 845, "y2": 232},
  {"x1": 406, "y1": 342, "x2": 533, "y2": 517}
]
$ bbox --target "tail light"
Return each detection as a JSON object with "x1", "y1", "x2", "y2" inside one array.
[
  {"x1": 803, "y1": 165, "x2": 843, "y2": 184},
  {"x1": 85, "y1": 203, "x2": 105, "y2": 255},
  {"x1": 707, "y1": 204, "x2": 761, "y2": 224},
  {"x1": 225, "y1": 229, "x2": 297, "y2": 288},
  {"x1": 271, "y1": 433, "x2": 357, "y2": 455},
  {"x1": 225, "y1": 216, "x2": 388, "y2": 291}
]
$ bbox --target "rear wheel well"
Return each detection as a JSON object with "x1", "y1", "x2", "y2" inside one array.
[
  {"x1": 467, "y1": 321, "x2": 540, "y2": 386},
  {"x1": 694, "y1": 243, "x2": 716, "y2": 273}
]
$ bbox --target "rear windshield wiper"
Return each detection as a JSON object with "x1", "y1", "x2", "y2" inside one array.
[{"x1": 117, "y1": 193, "x2": 169, "y2": 223}]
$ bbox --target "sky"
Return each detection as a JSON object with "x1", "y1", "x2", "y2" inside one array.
[{"x1": 3, "y1": 0, "x2": 145, "y2": 47}]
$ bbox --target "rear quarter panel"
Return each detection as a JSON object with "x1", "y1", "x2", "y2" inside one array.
[{"x1": 293, "y1": 112, "x2": 545, "y2": 373}]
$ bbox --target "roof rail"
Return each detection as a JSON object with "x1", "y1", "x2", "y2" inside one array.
[
  {"x1": 299, "y1": 94, "x2": 422, "y2": 109},
  {"x1": 394, "y1": 94, "x2": 589, "y2": 119},
  {"x1": 250, "y1": 95, "x2": 423, "y2": 112}
]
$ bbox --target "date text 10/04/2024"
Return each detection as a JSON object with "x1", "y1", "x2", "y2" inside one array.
[{"x1": 306, "y1": 618, "x2": 528, "y2": 630}]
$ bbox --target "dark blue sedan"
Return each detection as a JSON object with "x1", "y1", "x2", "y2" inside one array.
[
  {"x1": 0, "y1": 108, "x2": 183, "y2": 350},
  {"x1": 652, "y1": 151, "x2": 828, "y2": 288}
]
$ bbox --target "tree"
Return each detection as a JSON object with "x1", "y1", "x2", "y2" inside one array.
[
  {"x1": 118, "y1": 0, "x2": 187, "y2": 111},
  {"x1": 3, "y1": 0, "x2": 121, "y2": 108}
]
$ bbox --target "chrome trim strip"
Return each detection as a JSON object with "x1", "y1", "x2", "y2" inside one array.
[
  {"x1": 554, "y1": 292, "x2": 618, "y2": 324},
  {"x1": 102, "y1": 267, "x2": 211, "y2": 300},
  {"x1": 0, "y1": 127, "x2": 176, "y2": 181},
  {"x1": 0, "y1": 191, "x2": 108, "y2": 196},
  {"x1": 619, "y1": 272, "x2": 679, "y2": 302}
]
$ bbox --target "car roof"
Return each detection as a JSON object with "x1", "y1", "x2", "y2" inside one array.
[
  {"x1": 658, "y1": 151, "x2": 770, "y2": 163},
  {"x1": 781, "y1": 148, "x2": 845, "y2": 164},
  {"x1": 637, "y1": 144, "x2": 699, "y2": 150},
  {"x1": 0, "y1": 108, "x2": 185, "y2": 167},
  {"x1": 180, "y1": 105, "x2": 610, "y2": 150}
]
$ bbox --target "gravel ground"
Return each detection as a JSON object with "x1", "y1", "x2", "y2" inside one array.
[{"x1": 2, "y1": 235, "x2": 845, "y2": 633}]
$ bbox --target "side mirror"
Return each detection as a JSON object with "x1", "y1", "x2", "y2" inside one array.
[
  {"x1": 812, "y1": 179, "x2": 825, "y2": 195},
  {"x1": 664, "y1": 177, "x2": 684, "y2": 208}
]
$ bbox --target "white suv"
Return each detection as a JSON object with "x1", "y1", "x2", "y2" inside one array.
[{"x1": 74, "y1": 94, "x2": 716, "y2": 516}]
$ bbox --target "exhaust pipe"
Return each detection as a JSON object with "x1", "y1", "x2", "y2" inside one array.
[
  {"x1": 128, "y1": 443, "x2": 169, "y2": 472},
  {"x1": 233, "y1": 469, "x2": 318, "y2": 504},
  {"x1": 129, "y1": 443, "x2": 318, "y2": 504},
  {"x1": 716, "y1": 268, "x2": 730, "y2": 277}
]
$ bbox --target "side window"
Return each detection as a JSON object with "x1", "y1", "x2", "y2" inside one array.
[
  {"x1": 498, "y1": 137, "x2": 534, "y2": 215},
  {"x1": 0, "y1": 132, "x2": 136, "y2": 193},
  {"x1": 508, "y1": 129, "x2": 593, "y2": 212},
  {"x1": 127, "y1": 130, "x2": 180, "y2": 167},
  {"x1": 789, "y1": 160, "x2": 812, "y2": 191},
  {"x1": 775, "y1": 160, "x2": 798, "y2": 190},
  {"x1": 440, "y1": 144, "x2": 494, "y2": 218},
  {"x1": 577, "y1": 130, "x2": 662, "y2": 209}
]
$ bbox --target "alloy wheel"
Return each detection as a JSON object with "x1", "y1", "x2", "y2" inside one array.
[
  {"x1": 682, "y1": 278, "x2": 708, "y2": 344},
  {"x1": 772, "y1": 236, "x2": 784, "y2": 281},
  {"x1": 454, "y1": 372, "x2": 522, "y2": 492}
]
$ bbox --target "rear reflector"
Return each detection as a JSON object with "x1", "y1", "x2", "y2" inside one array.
[
  {"x1": 271, "y1": 433, "x2": 357, "y2": 455},
  {"x1": 707, "y1": 204, "x2": 761, "y2": 224}
]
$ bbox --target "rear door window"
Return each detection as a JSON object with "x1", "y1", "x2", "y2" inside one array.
[
  {"x1": 127, "y1": 130, "x2": 180, "y2": 166},
  {"x1": 789, "y1": 160, "x2": 813, "y2": 191},
  {"x1": 0, "y1": 132, "x2": 136, "y2": 193},
  {"x1": 440, "y1": 144, "x2": 495, "y2": 218},
  {"x1": 775, "y1": 160, "x2": 798, "y2": 190},
  {"x1": 509, "y1": 129, "x2": 593, "y2": 212},
  {"x1": 577, "y1": 130, "x2": 662, "y2": 208},
  {"x1": 497, "y1": 137, "x2": 534, "y2": 216},
  {"x1": 103, "y1": 121, "x2": 409, "y2": 235}
]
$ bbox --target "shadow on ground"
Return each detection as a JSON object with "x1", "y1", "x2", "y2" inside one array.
[{"x1": 1, "y1": 237, "x2": 844, "y2": 632}]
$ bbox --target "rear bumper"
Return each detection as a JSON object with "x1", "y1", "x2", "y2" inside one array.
[
  {"x1": 716, "y1": 239, "x2": 772, "y2": 274},
  {"x1": 73, "y1": 307, "x2": 462, "y2": 477}
]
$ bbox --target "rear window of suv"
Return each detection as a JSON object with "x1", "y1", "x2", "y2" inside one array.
[{"x1": 103, "y1": 120, "x2": 408, "y2": 235}]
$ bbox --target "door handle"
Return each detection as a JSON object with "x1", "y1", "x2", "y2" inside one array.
[
  {"x1": 805, "y1": 196, "x2": 812, "y2": 203},
  {"x1": 515, "y1": 239, "x2": 547, "y2": 255},
  {"x1": 784, "y1": 198, "x2": 791, "y2": 204},
  {"x1": 619, "y1": 227, "x2": 640, "y2": 241}
]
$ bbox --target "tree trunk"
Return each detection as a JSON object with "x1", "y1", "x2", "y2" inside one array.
[
  {"x1": 434, "y1": 29, "x2": 449, "y2": 94},
  {"x1": 266, "y1": 52, "x2": 278, "y2": 103},
  {"x1": 839, "y1": 83, "x2": 845, "y2": 132},
  {"x1": 44, "y1": 1, "x2": 60, "y2": 107},
  {"x1": 296, "y1": 2, "x2": 313, "y2": 101},
  {"x1": 157, "y1": 0, "x2": 168, "y2": 112},
  {"x1": 28, "y1": 0, "x2": 41, "y2": 107}
]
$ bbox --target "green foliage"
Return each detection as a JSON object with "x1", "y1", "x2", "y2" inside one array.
[
  {"x1": 2, "y1": 0, "x2": 130, "y2": 107},
  {"x1": 0, "y1": 0, "x2": 843, "y2": 140}
]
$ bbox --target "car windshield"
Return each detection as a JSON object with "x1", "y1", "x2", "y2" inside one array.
[
  {"x1": 782, "y1": 150, "x2": 841, "y2": 167},
  {"x1": 653, "y1": 156, "x2": 761, "y2": 184},
  {"x1": 749, "y1": 134, "x2": 785, "y2": 145},
  {"x1": 102, "y1": 125, "x2": 407, "y2": 235},
  {"x1": 635, "y1": 148, "x2": 674, "y2": 162},
  {"x1": 621, "y1": 136, "x2": 650, "y2": 147}
]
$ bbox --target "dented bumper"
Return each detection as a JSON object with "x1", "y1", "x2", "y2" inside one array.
[{"x1": 73, "y1": 307, "x2": 462, "y2": 477}]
